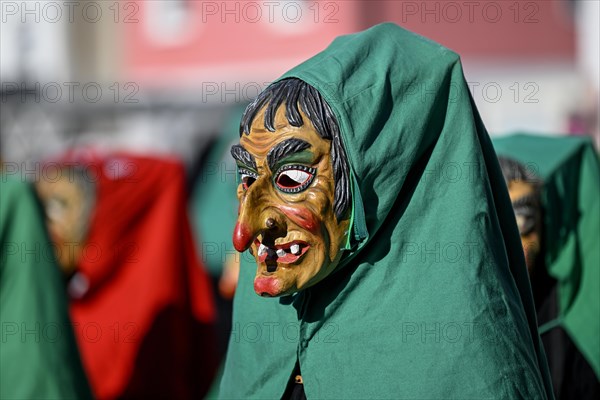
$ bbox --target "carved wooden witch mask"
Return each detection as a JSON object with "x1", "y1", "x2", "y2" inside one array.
[
  {"x1": 231, "y1": 79, "x2": 351, "y2": 297},
  {"x1": 36, "y1": 166, "x2": 96, "y2": 275},
  {"x1": 498, "y1": 156, "x2": 542, "y2": 273}
]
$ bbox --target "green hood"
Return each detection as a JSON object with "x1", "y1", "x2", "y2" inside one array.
[
  {"x1": 0, "y1": 176, "x2": 92, "y2": 399},
  {"x1": 493, "y1": 133, "x2": 600, "y2": 378},
  {"x1": 220, "y1": 23, "x2": 553, "y2": 399}
]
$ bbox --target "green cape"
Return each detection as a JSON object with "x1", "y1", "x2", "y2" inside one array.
[
  {"x1": 0, "y1": 176, "x2": 92, "y2": 399},
  {"x1": 220, "y1": 23, "x2": 553, "y2": 399},
  {"x1": 493, "y1": 133, "x2": 600, "y2": 378}
]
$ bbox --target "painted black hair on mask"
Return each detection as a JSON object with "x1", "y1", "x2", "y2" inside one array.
[
  {"x1": 498, "y1": 156, "x2": 541, "y2": 187},
  {"x1": 240, "y1": 78, "x2": 351, "y2": 221}
]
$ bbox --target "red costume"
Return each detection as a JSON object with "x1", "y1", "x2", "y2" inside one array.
[{"x1": 56, "y1": 150, "x2": 218, "y2": 399}]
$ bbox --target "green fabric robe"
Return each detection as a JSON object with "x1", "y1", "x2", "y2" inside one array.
[
  {"x1": 220, "y1": 23, "x2": 554, "y2": 399},
  {"x1": 0, "y1": 176, "x2": 92, "y2": 399},
  {"x1": 493, "y1": 133, "x2": 600, "y2": 379}
]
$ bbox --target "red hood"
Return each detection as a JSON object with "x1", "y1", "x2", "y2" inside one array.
[{"x1": 49, "y1": 149, "x2": 217, "y2": 399}]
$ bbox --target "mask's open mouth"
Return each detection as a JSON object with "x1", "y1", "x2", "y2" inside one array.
[{"x1": 253, "y1": 238, "x2": 310, "y2": 268}]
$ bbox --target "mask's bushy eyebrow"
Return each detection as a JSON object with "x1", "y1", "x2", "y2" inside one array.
[
  {"x1": 512, "y1": 193, "x2": 538, "y2": 209},
  {"x1": 231, "y1": 145, "x2": 257, "y2": 170},
  {"x1": 267, "y1": 138, "x2": 311, "y2": 171}
]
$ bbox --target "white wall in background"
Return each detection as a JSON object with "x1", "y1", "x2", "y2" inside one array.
[
  {"x1": 576, "y1": 0, "x2": 600, "y2": 90},
  {"x1": 463, "y1": 63, "x2": 582, "y2": 136},
  {"x1": 0, "y1": 2, "x2": 70, "y2": 82}
]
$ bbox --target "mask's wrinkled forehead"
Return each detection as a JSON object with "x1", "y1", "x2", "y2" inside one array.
[
  {"x1": 511, "y1": 191, "x2": 540, "y2": 236},
  {"x1": 235, "y1": 78, "x2": 351, "y2": 221}
]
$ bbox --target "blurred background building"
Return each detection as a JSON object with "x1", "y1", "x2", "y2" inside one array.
[{"x1": 1, "y1": 0, "x2": 598, "y2": 169}]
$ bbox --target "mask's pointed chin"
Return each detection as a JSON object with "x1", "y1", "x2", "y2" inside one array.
[{"x1": 254, "y1": 275, "x2": 284, "y2": 297}]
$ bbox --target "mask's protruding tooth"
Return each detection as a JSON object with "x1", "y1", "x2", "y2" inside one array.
[
  {"x1": 276, "y1": 249, "x2": 286, "y2": 258},
  {"x1": 290, "y1": 244, "x2": 300, "y2": 255},
  {"x1": 258, "y1": 244, "x2": 267, "y2": 256}
]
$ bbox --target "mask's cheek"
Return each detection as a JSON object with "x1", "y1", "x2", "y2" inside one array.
[
  {"x1": 279, "y1": 192, "x2": 348, "y2": 266},
  {"x1": 521, "y1": 233, "x2": 540, "y2": 271},
  {"x1": 293, "y1": 240, "x2": 325, "y2": 288},
  {"x1": 277, "y1": 201, "x2": 337, "y2": 267},
  {"x1": 320, "y1": 195, "x2": 349, "y2": 262},
  {"x1": 327, "y1": 219, "x2": 350, "y2": 262},
  {"x1": 278, "y1": 204, "x2": 321, "y2": 236},
  {"x1": 236, "y1": 184, "x2": 245, "y2": 202}
]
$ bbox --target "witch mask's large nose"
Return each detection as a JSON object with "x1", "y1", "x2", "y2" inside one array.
[
  {"x1": 233, "y1": 221, "x2": 253, "y2": 252},
  {"x1": 232, "y1": 175, "x2": 288, "y2": 252},
  {"x1": 233, "y1": 215, "x2": 286, "y2": 252}
]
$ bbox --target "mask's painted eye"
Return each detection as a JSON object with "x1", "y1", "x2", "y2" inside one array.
[
  {"x1": 238, "y1": 168, "x2": 258, "y2": 190},
  {"x1": 46, "y1": 197, "x2": 68, "y2": 222},
  {"x1": 512, "y1": 194, "x2": 539, "y2": 237},
  {"x1": 515, "y1": 211, "x2": 536, "y2": 236},
  {"x1": 274, "y1": 165, "x2": 316, "y2": 193}
]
